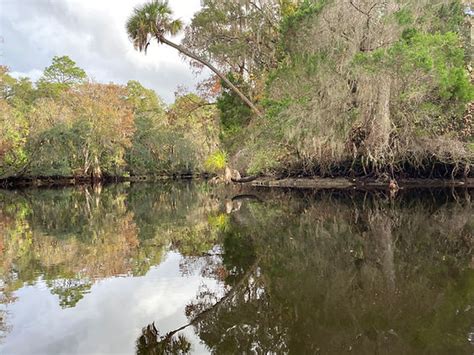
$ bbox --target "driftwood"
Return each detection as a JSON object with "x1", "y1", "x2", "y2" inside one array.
[
  {"x1": 231, "y1": 175, "x2": 259, "y2": 183},
  {"x1": 244, "y1": 177, "x2": 474, "y2": 189}
]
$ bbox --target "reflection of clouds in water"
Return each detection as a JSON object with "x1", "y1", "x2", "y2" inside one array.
[{"x1": 0, "y1": 252, "x2": 219, "y2": 355}]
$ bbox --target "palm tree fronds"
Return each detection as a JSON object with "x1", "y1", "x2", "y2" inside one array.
[
  {"x1": 169, "y1": 19, "x2": 183, "y2": 36},
  {"x1": 126, "y1": 0, "x2": 182, "y2": 52}
]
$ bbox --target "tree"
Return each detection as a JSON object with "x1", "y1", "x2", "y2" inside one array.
[
  {"x1": 0, "y1": 100, "x2": 28, "y2": 178},
  {"x1": 40, "y1": 56, "x2": 87, "y2": 85},
  {"x1": 126, "y1": 116, "x2": 197, "y2": 175},
  {"x1": 37, "y1": 56, "x2": 87, "y2": 97},
  {"x1": 25, "y1": 83, "x2": 135, "y2": 179},
  {"x1": 168, "y1": 93, "x2": 221, "y2": 163},
  {"x1": 126, "y1": 80, "x2": 165, "y2": 115},
  {"x1": 183, "y1": 1, "x2": 283, "y2": 78},
  {"x1": 0, "y1": 66, "x2": 35, "y2": 109},
  {"x1": 25, "y1": 98, "x2": 77, "y2": 177},
  {"x1": 237, "y1": 0, "x2": 473, "y2": 176},
  {"x1": 66, "y1": 83, "x2": 135, "y2": 180},
  {"x1": 125, "y1": 0, "x2": 262, "y2": 117},
  {"x1": 216, "y1": 75, "x2": 252, "y2": 143}
]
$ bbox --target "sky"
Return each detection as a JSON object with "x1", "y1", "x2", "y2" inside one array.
[{"x1": 0, "y1": 0, "x2": 206, "y2": 103}]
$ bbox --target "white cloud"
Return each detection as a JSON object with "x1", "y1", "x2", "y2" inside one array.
[
  {"x1": 0, "y1": 0, "x2": 206, "y2": 102},
  {"x1": 10, "y1": 69, "x2": 43, "y2": 82}
]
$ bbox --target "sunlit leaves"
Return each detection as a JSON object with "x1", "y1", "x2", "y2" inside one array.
[
  {"x1": 0, "y1": 100, "x2": 28, "y2": 177},
  {"x1": 25, "y1": 83, "x2": 135, "y2": 178}
]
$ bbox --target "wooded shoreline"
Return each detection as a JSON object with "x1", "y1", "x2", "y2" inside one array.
[{"x1": 2, "y1": 2, "x2": 473, "y2": 191}]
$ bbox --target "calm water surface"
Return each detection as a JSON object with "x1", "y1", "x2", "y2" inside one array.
[{"x1": 0, "y1": 182, "x2": 473, "y2": 354}]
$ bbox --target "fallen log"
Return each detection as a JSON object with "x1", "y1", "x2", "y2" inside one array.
[{"x1": 231, "y1": 175, "x2": 259, "y2": 183}]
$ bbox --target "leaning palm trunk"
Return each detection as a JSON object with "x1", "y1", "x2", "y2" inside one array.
[{"x1": 159, "y1": 37, "x2": 262, "y2": 117}]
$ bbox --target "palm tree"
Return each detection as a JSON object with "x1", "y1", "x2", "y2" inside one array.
[{"x1": 126, "y1": 0, "x2": 262, "y2": 117}]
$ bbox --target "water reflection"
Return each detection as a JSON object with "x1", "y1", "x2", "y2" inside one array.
[{"x1": 0, "y1": 184, "x2": 472, "y2": 354}]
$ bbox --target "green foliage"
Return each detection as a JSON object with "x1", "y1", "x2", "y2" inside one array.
[
  {"x1": 0, "y1": 54, "x2": 222, "y2": 180},
  {"x1": 0, "y1": 100, "x2": 28, "y2": 177},
  {"x1": 126, "y1": 80, "x2": 164, "y2": 114},
  {"x1": 261, "y1": 98, "x2": 292, "y2": 119},
  {"x1": 237, "y1": 0, "x2": 474, "y2": 176},
  {"x1": 216, "y1": 75, "x2": 252, "y2": 145},
  {"x1": 167, "y1": 93, "x2": 222, "y2": 172},
  {"x1": 247, "y1": 146, "x2": 281, "y2": 175},
  {"x1": 26, "y1": 123, "x2": 79, "y2": 177},
  {"x1": 126, "y1": 0, "x2": 183, "y2": 52},
  {"x1": 431, "y1": 1, "x2": 465, "y2": 34},
  {"x1": 0, "y1": 67, "x2": 36, "y2": 110},
  {"x1": 208, "y1": 213, "x2": 230, "y2": 232},
  {"x1": 280, "y1": 0, "x2": 327, "y2": 49},
  {"x1": 395, "y1": 9, "x2": 414, "y2": 26},
  {"x1": 204, "y1": 150, "x2": 227, "y2": 173},
  {"x1": 41, "y1": 56, "x2": 87, "y2": 84},
  {"x1": 280, "y1": 0, "x2": 326, "y2": 33},
  {"x1": 37, "y1": 56, "x2": 87, "y2": 98},
  {"x1": 357, "y1": 31, "x2": 473, "y2": 102},
  {"x1": 126, "y1": 115, "x2": 197, "y2": 175},
  {"x1": 2, "y1": 0, "x2": 472, "y2": 181},
  {"x1": 184, "y1": 0, "x2": 282, "y2": 78}
]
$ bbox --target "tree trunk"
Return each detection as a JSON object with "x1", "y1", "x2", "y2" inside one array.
[
  {"x1": 366, "y1": 75, "x2": 392, "y2": 158},
  {"x1": 231, "y1": 175, "x2": 258, "y2": 183},
  {"x1": 91, "y1": 155, "x2": 102, "y2": 183},
  {"x1": 159, "y1": 37, "x2": 263, "y2": 117}
]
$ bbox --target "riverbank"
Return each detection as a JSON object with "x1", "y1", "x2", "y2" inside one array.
[
  {"x1": 0, "y1": 174, "x2": 211, "y2": 188},
  {"x1": 1, "y1": 174, "x2": 473, "y2": 190}
]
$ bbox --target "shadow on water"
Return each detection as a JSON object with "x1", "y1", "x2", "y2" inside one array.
[{"x1": 0, "y1": 183, "x2": 472, "y2": 353}]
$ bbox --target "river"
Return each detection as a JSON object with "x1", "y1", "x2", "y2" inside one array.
[{"x1": 0, "y1": 182, "x2": 473, "y2": 354}]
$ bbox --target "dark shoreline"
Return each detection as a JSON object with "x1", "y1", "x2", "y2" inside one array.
[
  {"x1": 0, "y1": 174, "x2": 210, "y2": 189},
  {"x1": 1, "y1": 174, "x2": 473, "y2": 190}
]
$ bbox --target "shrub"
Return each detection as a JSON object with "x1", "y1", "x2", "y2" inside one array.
[{"x1": 204, "y1": 150, "x2": 227, "y2": 173}]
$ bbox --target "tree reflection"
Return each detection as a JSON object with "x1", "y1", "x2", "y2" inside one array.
[
  {"x1": 137, "y1": 323, "x2": 191, "y2": 355},
  {"x1": 141, "y1": 189, "x2": 474, "y2": 354},
  {"x1": 48, "y1": 278, "x2": 92, "y2": 308},
  {"x1": 0, "y1": 185, "x2": 472, "y2": 353},
  {"x1": 0, "y1": 182, "x2": 223, "y2": 313}
]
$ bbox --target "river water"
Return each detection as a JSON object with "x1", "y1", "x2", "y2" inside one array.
[{"x1": 0, "y1": 182, "x2": 473, "y2": 354}]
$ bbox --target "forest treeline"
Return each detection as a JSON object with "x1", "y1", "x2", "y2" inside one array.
[
  {"x1": 0, "y1": 57, "x2": 221, "y2": 180},
  {"x1": 1, "y1": 0, "x2": 473, "y2": 181}
]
